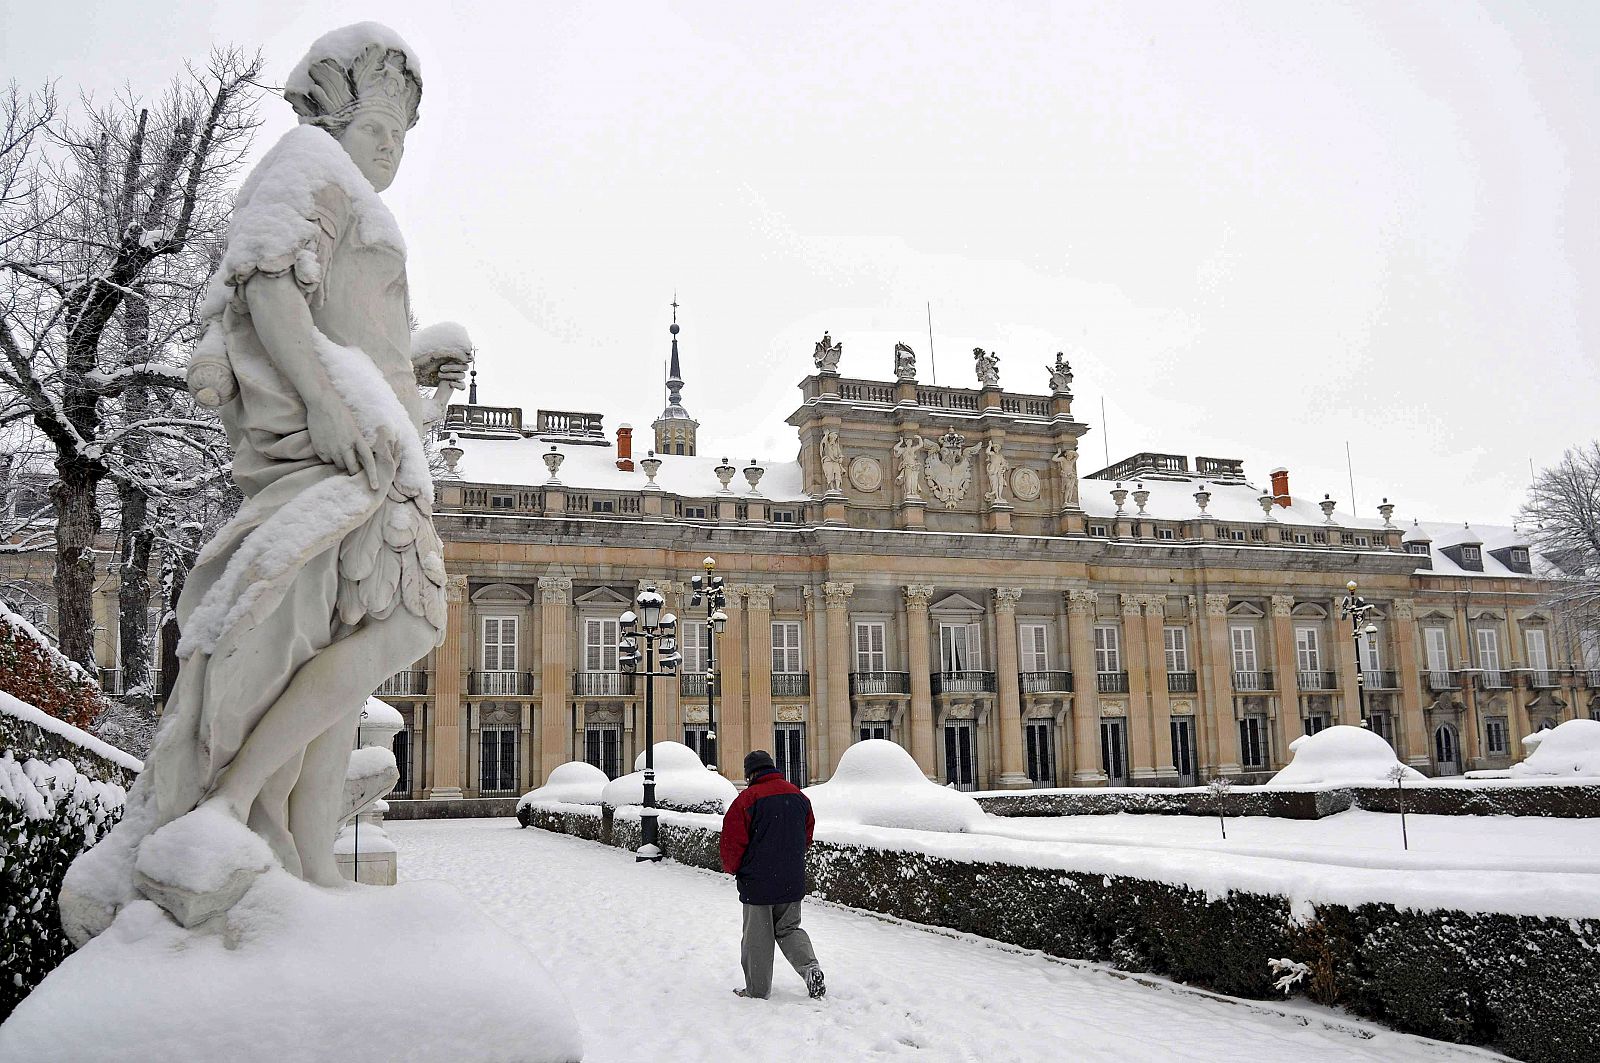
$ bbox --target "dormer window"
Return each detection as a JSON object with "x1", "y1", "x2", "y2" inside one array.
[
  {"x1": 1461, "y1": 546, "x2": 1481, "y2": 563},
  {"x1": 1407, "y1": 542, "x2": 1430, "y2": 556},
  {"x1": 1511, "y1": 548, "x2": 1529, "y2": 565}
]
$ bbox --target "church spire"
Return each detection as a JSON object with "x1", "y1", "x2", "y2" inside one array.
[
  {"x1": 653, "y1": 295, "x2": 699, "y2": 456},
  {"x1": 665, "y1": 295, "x2": 684, "y2": 409}
]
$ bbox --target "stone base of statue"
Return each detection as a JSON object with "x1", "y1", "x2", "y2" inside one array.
[
  {"x1": 984, "y1": 501, "x2": 1014, "y2": 534},
  {"x1": 1, "y1": 867, "x2": 582, "y2": 1062},
  {"x1": 898, "y1": 497, "x2": 926, "y2": 529},
  {"x1": 335, "y1": 803, "x2": 398, "y2": 885}
]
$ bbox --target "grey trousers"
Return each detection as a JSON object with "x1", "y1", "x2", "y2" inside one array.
[{"x1": 741, "y1": 900, "x2": 819, "y2": 998}]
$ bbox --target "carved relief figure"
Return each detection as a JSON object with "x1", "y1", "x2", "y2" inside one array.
[
  {"x1": 813, "y1": 331, "x2": 842, "y2": 372},
  {"x1": 1048, "y1": 352, "x2": 1073, "y2": 395},
  {"x1": 893, "y1": 341, "x2": 916, "y2": 381},
  {"x1": 925, "y1": 428, "x2": 981, "y2": 508},
  {"x1": 983, "y1": 440, "x2": 1011, "y2": 504},
  {"x1": 893, "y1": 434, "x2": 934, "y2": 499},
  {"x1": 1052, "y1": 446, "x2": 1080, "y2": 507},
  {"x1": 973, "y1": 347, "x2": 1000, "y2": 387},
  {"x1": 820, "y1": 429, "x2": 846, "y2": 493},
  {"x1": 62, "y1": 26, "x2": 468, "y2": 939}
]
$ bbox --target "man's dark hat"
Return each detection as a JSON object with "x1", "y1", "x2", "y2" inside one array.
[{"x1": 744, "y1": 750, "x2": 777, "y2": 779}]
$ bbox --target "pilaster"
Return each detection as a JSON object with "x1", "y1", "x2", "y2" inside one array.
[
  {"x1": 1199, "y1": 593, "x2": 1240, "y2": 775},
  {"x1": 1066, "y1": 590, "x2": 1106, "y2": 784},
  {"x1": 746, "y1": 584, "x2": 776, "y2": 758},
  {"x1": 1141, "y1": 595, "x2": 1176, "y2": 778},
  {"x1": 1269, "y1": 595, "x2": 1300, "y2": 768},
  {"x1": 1122, "y1": 594, "x2": 1155, "y2": 780},
  {"x1": 428, "y1": 574, "x2": 468, "y2": 798},
  {"x1": 993, "y1": 587, "x2": 1029, "y2": 787},
  {"x1": 1392, "y1": 599, "x2": 1429, "y2": 767},
  {"x1": 1332, "y1": 596, "x2": 1362, "y2": 726},
  {"x1": 904, "y1": 584, "x2": 937, "y2": 778},
  {"x1": 538, "y1": 576, "x2": 572, "y2": 784},
  {"x1": 822, "y1": 581, "x2": 855, "y2": 776},
  {"x1": 718, "y1": 586, "x2": 748, "y2": 783}
]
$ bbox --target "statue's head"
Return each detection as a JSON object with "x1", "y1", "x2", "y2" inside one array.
[{"x1": 286, "y1": 24, "x2": 423, "y2": 192}]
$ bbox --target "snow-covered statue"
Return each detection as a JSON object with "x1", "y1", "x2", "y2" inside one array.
[
  {"x1": 813, "y1": 330, "x2": 842, "y2": 373},
  {"x1": 1047, "y1": 351, "x2": 1073, "y2": 395},
  {"x1": 893, "y1": 341, "x2": 916, "y2": 381},
  {"x1": 893, "y1": 433, "x2": 932, "y2": 499},
  {"x1": 61, "y1": 23, "x2": 465, "y2": 940},
  {"x1": 820, "y1": 429, "x2": 846, "y2": 494},
  {"x1": 1052, "y1": 446, "x2": 1080, "y2": 507},
  {"x1": 973, "y1": 346, "x2": 1000, "y2": 387},
  {"x1": 983, "y1": 440, "x2": 1010, "y2": 505}
]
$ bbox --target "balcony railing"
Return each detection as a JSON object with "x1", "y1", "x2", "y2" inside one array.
[
  {"x1": 1588, "y1": 670, "x2": 1600, "y2": 689},
  {"x1": 1360, "y1": 669, "x2": 1398, "y2": 690},
  {"x1": 97, "y1": 667, "x2": 123, "y2": 695},
  {"x1": 679, "y1": 672, "x2": 709, "y2": 697},
  {"x1": 850, "y1": 671, "x2": 910, "y2": 695},
  {"x1": 1424, "y1": 669, "x2": 1459, "y2": 691},
  {"x1": 1020, "y1": 670, "x2": 1074, "y2": 693},
  {"x1": 572, "y1": 671, "x2": 635, "y2": 697},
  {"x1": 1232, "y1": 670, "x2": 1274, "y2": 691},
  {"x1": 471, "y1": 670, "x2": 533, "y2": 696},
  {"x1": 932, "y1": 671, "x2": 996, "y2": 695},
  {"x1": 1296, "y1": 670, "x2": 1337, "y2": 690},
  {"x1": 771, "y1": 672, "x2": 810, "y2": 696},
  {"x1": 1525, "y1": 669, "x2": 1559, "y2": 689},
  {"x1": 1167, "y1": 671, "x2": 1198, "y2": 693},
  {"x1": 1096, "y1": 671, "x2": 1129, "y2": 694},
  {"x1": 375, "y1": 670, "x2": 429, "y2": 697},
  {"x1": 1476, "y1": 670, "x2": 1511, "y2": 690}
]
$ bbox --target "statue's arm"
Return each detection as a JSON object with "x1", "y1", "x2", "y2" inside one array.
[{"x1": 246, "y1": 272, "x2": 388, "y2": 491}]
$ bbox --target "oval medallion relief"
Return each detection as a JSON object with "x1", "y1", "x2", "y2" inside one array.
[
  {"x1": 1011, "y1": 466, "x2": 1042, "y2": 501},
  {"x1": 849, "y1": 455, "x2": 883, "y2": 493}
]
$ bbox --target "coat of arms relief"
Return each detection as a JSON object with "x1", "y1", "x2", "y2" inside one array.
[{"x1": 896, "y1": 428, "x2": 981, "y2": 508}]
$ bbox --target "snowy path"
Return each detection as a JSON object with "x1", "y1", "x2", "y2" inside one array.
[{"x1": 387, "y1": 819, "x2": 1507, "y2": 1063}]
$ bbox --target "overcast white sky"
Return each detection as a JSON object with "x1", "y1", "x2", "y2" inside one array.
[{"x1": 6, "y1": 0, "x2": 1597, "y2": 526}]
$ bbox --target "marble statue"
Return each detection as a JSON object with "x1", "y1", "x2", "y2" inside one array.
[
  {"x1": 1052, "y1": 446, "x2": 1080, "y2": 507},
  {"x1": 973, "y1": 347, "x2": 1000, "y2": 387},
  {"x1": 983, "y1": 440, "x2": 1011, "y2": 505},
  {"x1": 813, "y1": 331, "x2": 842, "y2": 373},
  {"x1": 893, "y1": 433, "x2": 932, "y2": 499},
  {"x1": 62, "y1": 24, "x2": 470, "y2": 940},
  {"x1": 893, "y1": 341, "x2": 916, "y2": 381},
  {"x1": 925, "y1": 428, "x2": 981, "y2": 508},
  {"x1": 1048, "y1": 352, "x2": 1073, "y2": 395},
  {"x1": 820, "y1": 429, "x2": 846, "y2": 494}
]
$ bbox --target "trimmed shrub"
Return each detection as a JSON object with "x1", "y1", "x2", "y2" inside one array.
[
  {"x1": 977, "y1": 783, "x2": 1600, "y2": 820},
  {"x1": 0, "y1": 606, "x2": 110, "y2": 732}
]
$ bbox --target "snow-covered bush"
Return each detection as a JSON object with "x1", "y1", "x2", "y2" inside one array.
[
  {"x1": 516, "y1": 762, "x2": 609, "y2": 825},
  {"x1": 1268, "y1": 726, "x2": 1424, "y2": 787},
  {"x1": 0, "y1": 601, "x2": 110, "y2": 732},
  {"x1": 599, "y1": 742, "x2": 736, "y2": 814},
  {"x1": 805, "y1": 739, "x2": 986, "y2": 832},
  {"x1": 1510, "y1": 719, "x2": 1600, "y2": 779}
]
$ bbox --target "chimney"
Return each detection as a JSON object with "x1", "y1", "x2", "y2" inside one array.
[
  {"x1": 1270, "y1": 467, "x2": 1291, "y2": 508},
  {"x1": 616, "y1": 423, "x2": 634, "y2": 471}
]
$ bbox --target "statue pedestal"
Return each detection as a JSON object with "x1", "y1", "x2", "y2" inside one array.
[
  {"x1": 899, "y1": 498, "x2": 926, "y2": 529},
  {"x1": 822, "y1": 491, "x2": 848, "y2": 526},
  {"x1": 335, "y1": 805, "x2": 398, "y2": 885},
  {"x1": 984, "y1": 502, "x2": 1013, "y2": 534}
]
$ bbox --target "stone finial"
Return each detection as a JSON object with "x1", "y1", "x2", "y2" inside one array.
[
  {"x1": 1258, "y1": 492, "x2": 1276, "y2": 521},
  {"x1": 1111, "y1": 482, "x2": 1129, "y2": 515},
  {"x1": 543, "y1": 446, "x2": 564, "y2": 483},
  {"x1": 893, "y1": 342, "x2": 916, "y2": 382},
  {"x1": 640, "y1": 450, "x2": 662, "y2": 488},
  {"x1": 1193, "y1": 483, "x2": 1211, "y2": 516},
  {"x1": 1320, "y1": 494, "x2": 1338, "y2": 524},
  {"x1": 715, "y1": 457, "x2": 737, "y2": 493},
  {"x1": 743, "y1": 460, "x2": 765, "y2": 494},
  {"x1": 1131, "y1": 482, "x2": 1149, "y2": 515},
  {"x1": 438, "y1": 432, "x2": 463, "y2": 480},
  {"x1": 1047, "y1": 352, "x2": 1073, "y2": 395},
  {"x1": 1378, "y1": 497, "x2": 1396, "y2": 528}
]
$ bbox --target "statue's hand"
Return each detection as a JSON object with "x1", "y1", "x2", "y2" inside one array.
[
  {"x1": 435, "y1": 355, "x2": 469, "y2": 391},
  {"x1": 307, "y1": 396, "x2": 386, "y2": 492}
]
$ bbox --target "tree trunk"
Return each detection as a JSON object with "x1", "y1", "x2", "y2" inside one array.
[
  {"x1": 51, "y1": 458, "x2": 103, "y2": 670},
  {"x1": 116, "y1": 285, "x2": 156, "y2": 714},
  {"x1": 158, "y1": 524, "x2": 199, "y2": 703}
]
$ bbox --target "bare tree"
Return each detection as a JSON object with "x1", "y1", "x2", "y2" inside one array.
[
  {"x1": 1520, "y1": 443, "x2": 1600, "y2": 610},
  {"x1": 0, "y1": 52, "x2": 262, "y2": 671}
]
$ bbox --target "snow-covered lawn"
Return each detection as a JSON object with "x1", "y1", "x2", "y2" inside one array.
[{"x1": 388, "y1": 818, "x2": 1508, "y2": 1062}]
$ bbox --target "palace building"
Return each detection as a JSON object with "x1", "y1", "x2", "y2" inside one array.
[{"x1": 374, "y1": 317, "x2": 1587, "y2": 804}]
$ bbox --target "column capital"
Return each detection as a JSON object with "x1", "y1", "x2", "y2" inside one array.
[
  {"x1": 801, "y1": 586, "x2": 815, "y2": 613},
  {"x1": 537, "y1": 576, "x2": 572, "y2": 605},
  {"x1": 1119, "y1": 594, "x2": 1143, "y2": 617},
  {"x1": 1136, "y1": 593, "x2": 1165, "y2": 615},
  {"x1": 1204, "y1": 593, "x2": 1229, "y2": 617},
  {"x1": 744, "y1": 583, "x2": 776, "y2": 611},
  {"x1": 993, "y1": 587, "x2": 1024, "y2": 613},
  {"x1": 822, "y1": 581, "x2": 855, "y2": 608},
  {"x1": 1393, "y1": 598, "x2": 1416, "y2": 621},
  {"x1": 903, "y1": 583, "x2": 936, "y2": 608},
  {"x1": 1065, "y1": 588, "x2": 1097, "y2": 615},
  {"x1": 445, "y1": 573, "x2": 468, "y2": 603},
  {"x1": 1270, "y1": 594, "x2": 1294, "y2": 617}
]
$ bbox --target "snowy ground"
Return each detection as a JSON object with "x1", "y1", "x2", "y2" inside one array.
[{"x1": 388, "y1": 818, "x2": 1509, "y2": 1062}]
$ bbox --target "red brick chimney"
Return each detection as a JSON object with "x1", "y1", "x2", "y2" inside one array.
[
  {"x1": 616, "y1": 423, "x2": 634, "y2": 471},
  {"x1": 1270, "y1": 467, "x2": 1291, "y2": 508}
]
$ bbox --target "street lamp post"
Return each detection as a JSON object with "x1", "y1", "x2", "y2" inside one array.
[
  {"x1": 1339, "y1": 579, "x2": 1379, "y2": 726},
  {"x1": 619, "y1": 587, "x2": 681, "y2": 862},
  {"x1": 690, "y1": 556, "x2": 728, "y2": 771}
]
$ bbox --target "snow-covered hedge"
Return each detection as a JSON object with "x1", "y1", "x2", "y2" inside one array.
[
  {"x1": 1511, "y1": 719, "x2": 1600, "y2": 779},
  {"x1": 599, "y1": 742, "x2": 736, "y2": 814},
  {"x1": 806, "y1": 739, "x2": 986, "y2": 832},
  {"x1": 1268, "y1": 726, "x2": 1425, "y2": 787},
  {"x1": 533, "y1": 808, "x2": 1599, "y2": 1063},
  {"x1": 516, "y1": 762, "x2": 608, "y2": 822},
  {"x1": 0, "y1": 602, "x2": 111, "y2": 732}
]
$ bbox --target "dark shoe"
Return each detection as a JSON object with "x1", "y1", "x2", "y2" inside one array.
[
  {"x1": 733, "y1": 988, "x2": 755, "y2": 998},
  {"x1": 805, "y1": 967, "x2": 826, "y2": 999}
]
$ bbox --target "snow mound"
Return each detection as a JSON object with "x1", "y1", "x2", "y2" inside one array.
[
  {"x1": 805, "y1": 739, "x2": 986, "y2": 833},
  {"x1": 1269, "y1": 726, "x2": 1424, "y2": 786},
  {"x1": 1510, "y1": 719, "x2": 1600, "y2": 779},
  {"x1": 600, "y1": 741, "x2": 736, "y2": 812},
  {"x1": 360, "y1": 696, "x2": 404, "y2": 730},
  {"x1": 519, "y1": 761, "x2": 610, "y2": 808},
  {"x1": 1, "y1": 688, "x2": 143, "y2": 773}
]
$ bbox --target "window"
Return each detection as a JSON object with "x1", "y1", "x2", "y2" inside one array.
[
  {"x1": 1019, "y1": 623, "x2": 1050, "y2": 672},
  {"x1": 683, "y1": 725, "x2": 712, "y2": 764},
  {"x1": 1025, "y1": 721, "x2": 1055, "y2": 785},
  {"x1": 681, "y1": 621, "x2": 707, "y2": 674},
  {"x1": 1461, "y1": 546, "x2": 1481, "y2": 562},
  {"x1": 479, "y1": 728, "x2": 516, "y2": 793},
  {"x1": 1583, "y1": 629, "x2": 1600, "y2": 671},
  {"x1": 583, "y1": 618, "x2": 619, "y2": 673},
  {"x1": 1169, "y1": 718, "x2": 1195, "y2": 780},
  {"x1": 1230, "y1": 529, "x2": 1247, "y2": 541},
  {"x1": 944, "y1": 722, "x2": 976, "y2": 789},
  {"x1": 1157, "y1": 527, "x2": 1175, "y2": 541},
  {"x1": 1295, "y1": 626, "x2": 1322, "y2": 672},
  {"x1": 1353, "y1": 535, "x2": 1370, "y2": 547},
  {"x1": 490, "y1": 494, "x2": 515, "y2": 510},
  {"x1": 1475, "y1": 627, "x2": 1501, "y2": 672},
  {"x1": 1293, "y1": 532, "x2": 1309, "y2": 545},
  {"x1": 1511, "y1": 548, "x2": 1529, "y2": 564},
  {"x1": 481, "y1": 616, "x2": 518, "y2": 671},
  {"x1": 1358, "y1": 629, "x2": 1382, "y2": 671},
  {"x1": 1093, "y1": 625, "x2": 1121, "y2": 673},
  {"x1": 1239, "y1": 716, "x2": 1268, "y2": 769},
  {"x1": 939, "y1": 623, "x2": 983, "y2": 671},
  {"x1": 392, "y1": 731, "x2": 411, "y2": 797},
  {"x1": 1424, "y1": 628, "x2": 1451, "y2": 672},
  {"x1": 1089, "y1": 524, "x2": 1109, "y2": 537},
  {"x1": 1485, "y1": 717, "x2": 1509, "y2": 756},
  {"x1": 1163, "y1": 626, "x2": 1189, "y2": 673},
  {"x1": 591, "y1": 499, "x2": 615, "y2": 513},
  {"x1": 1303, "y1": 714, "x2": 1328, "y2": 736},
  {"x1": 771, "y1": 509, "x2": 796, "y2": 524},
  {"x1": 1407, "y1": 542, "x2": 1430, "y2": 556},
  {"x1": 1525, "y1": 628, "x2": 1550, "y2": 675},
  {"x1": 1100, "y1": 718, "x2": 1127, "y2": 783},
  {"x1": 585, "y1": 726, "x2": 622, "y2": 778},
  {"x1": 682, "y1": 506, "x2": 709, "y2": 519},
  {"x1": 1230, "y1": 626, "x2": 1258, "y2": 672},
  {"x1": 859, "y1": 722, "x2": 890, "y2": 742},
  {"x1": 854, "y1": 622, "x2": 886, "y2": 673},
  {"x1": 1368, "y1": 712, "x2": 1392, "y2": 744},
  {"x1": 774, "y1": 724, "x2": 806, "y2": 785},
  {"x1": 771, "y1": 621, "x2": 803, "y2": 674}
]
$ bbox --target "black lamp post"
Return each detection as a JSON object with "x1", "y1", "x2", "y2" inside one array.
[
  {"x1": 689, "y1": 556, "x2": 728, "y2": 771},
  {"x1": 619, "y1": 586, "x2": 681, "y2": 862},
  {"x1": 1339, "y1": 579, "x2": 1379, "y2": 726}
]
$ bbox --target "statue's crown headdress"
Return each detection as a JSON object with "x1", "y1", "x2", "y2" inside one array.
[{"x1": 286, "y1": 25, "x2": 423, "y2": 131}]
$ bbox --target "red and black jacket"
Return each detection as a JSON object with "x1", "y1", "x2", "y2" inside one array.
[{"x1": 720, "y1": 769, "x2": 815, "y2": 905}]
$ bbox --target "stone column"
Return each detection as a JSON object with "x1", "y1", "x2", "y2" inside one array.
[
  {"x1": 1332, "y1": 596, "x2": 1362, "y2": 726},
  {"x1": 803, "y1": 586, "x2": 823, "y2": 782},
  {"x1": 1122, "y1": 594, "x2": 1156, "y2": 782},
  {"x1": 1504, "y1": 609, "x2": 1533, "y2": 744},
  {"x1": 1392, "y1": 599, "x2": 1429, "y2": 768},
  {"x1": 538, "y1": 576, "x2": 572, "y2": 784},
  {"x1": 746, "y1": 584, "x2": 776, "y2": 757},
  {"x1": 1141, "y1": 595, "x2": 1177, "y2": 778},
  {"x1": 428, "y1": 574, "x2": 468, "y2": 798},
  {"x1": 1269, "y1": 595, "x2": 1301, "y2": 768},
  {"x1": 1066, "y1": 589, "x2": 1106, "y2": 784},
  {"x1": 1453, "y1": 604, "x2": 1483, "y2": 763},
  {"x1": 1199, "y1": 593, "x2": 1239, "y2": 775},
  {"x1": 993, "y1": 587, "x2": 1029, "y2": 787},
  {"x1": 822, "y1": 581, "x2": 855, "y2": 777},
  {"x1": 904, "y1": 584, "x2": 937, "y2": 778},
  {"x1": 718, "y1": 586, "x2": 748, "y2": 784},
  {"x1": 656, "y1": 580, "x2": 684, "y2": 745}
]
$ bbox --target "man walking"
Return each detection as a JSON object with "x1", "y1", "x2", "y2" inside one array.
[{"x1": 720, "y1": 750, "x2": 826, "y2": 1000}]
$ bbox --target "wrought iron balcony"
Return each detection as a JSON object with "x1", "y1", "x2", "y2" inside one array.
[
  {"x1": 1296, "y1": 670, "x2": 1338, "y2": 690},
  {"x1": 572, "y1": 671, "x2": 635, "y2": 697},
  {"x1": 849, "y1": 671, "x2": 910, "y2": 695},
  {"x1": 1096, "y1": 671, "x2": 1130, "y2": 694},
  {"x1": 1360, "y1": 669, "x2": 1399, "y2": 690},
  {"x1": 1424, "y1": 669, "x2": 1459, "y2": 692},
  {"x1": 1167, "y1": 671, "x2": 1198, "y2": 693},
  {"x1": 375, "y1": 670, "x2": 429, "y2": 697},
  {"x1": 1476, "y1": 670, "x2": 1511, "y2": 690},
  {"x1": 1231, "y1": 670, "x2": 1274, "y2": 691},
  {"x1": 1020, "y1": 670, "x2": 1074, "y2": 693},
  {"x1": 932, "y1": 671, "x2": 996, "y2": 695},
  {"x1": 771, "y1": 672, "x2": 810, "y2": 696},
  {"x1": 470, "y1": 670, "x2": 533, "y2": 696},
  {"x1": 1525, "y1": 669, "x2": 1559, "y2": 689},
  {"x1": 1588, "y1": 670, "x2": 1600, "y2": 689},
  {"x1": 679, "y1": 672, "x2": 709, "y2": 697}
]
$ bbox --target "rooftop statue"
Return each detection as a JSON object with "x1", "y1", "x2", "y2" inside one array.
[
  {"x1": 973, "y1": 347, "x2": 1000, "y2": 387},
  {"x1": 1048, "y1": 351, "x2": 1073, "y2": 395},
  {"x1": 813, "y1": 330, "x2": 842, "y2": 373},
  {"x1": 893, "y1": 341, "x2": 916, "y2": 381}
]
